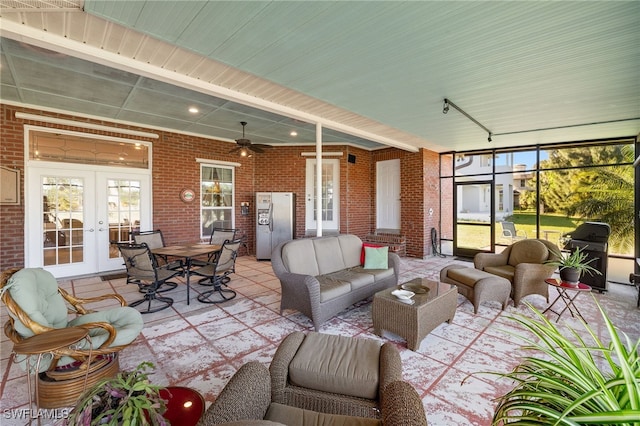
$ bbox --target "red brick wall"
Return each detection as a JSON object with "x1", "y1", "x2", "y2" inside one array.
[
  {"x1": 1, "y1": 105, "x2": 26, "y2": 267},
  {"x1": 370, "y1": 148, "x2": 440, "y2": 257},
  {"x1": 253, "y1": 145, "x2": 373, "y2": 240},
  {"x1": 0, "y1": 103, "x2": 440, "y2": 272},
  {"x1": 423, "y1": 149, "x2": 441, "y2": 256},
  {"x1": 343, "y1": 147, "x2": 372, "y2": 237}
]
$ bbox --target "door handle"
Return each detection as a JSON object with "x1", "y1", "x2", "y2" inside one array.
[{"x1": 85, "y1": 228, "x2": 96, "y2": 232}]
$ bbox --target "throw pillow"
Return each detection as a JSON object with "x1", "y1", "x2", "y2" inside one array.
[
  {"x1": 360, "y1": 242, "x2": 383, "y2": 265},
  {"x1": 363, "y1": 246, "x2": 389, "y2": 269}
]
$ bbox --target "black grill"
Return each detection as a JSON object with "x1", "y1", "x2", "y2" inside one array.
[{"x1": 563, "y1": 222, "x2": 610, "y2": 292}]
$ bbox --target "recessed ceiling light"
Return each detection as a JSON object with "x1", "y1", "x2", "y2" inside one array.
[
  {"x1": 290, "y1": 130, "x2": 298, "y2": 137},
  {"x1": 188, "y1": 106, "x2": 199, "y2": 114}
]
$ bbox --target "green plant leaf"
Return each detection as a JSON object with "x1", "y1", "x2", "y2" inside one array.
[{"x1": 473, "y1": 298, "x2": 640, "y2": 425}]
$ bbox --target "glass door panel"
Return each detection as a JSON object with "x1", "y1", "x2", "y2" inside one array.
[
  {"x1": 28, "y1": 167, "x2": 96, "y2": 277},
  {"x1": 42, "y1": 176, "x2": 86, "y2": 267},
  {"x1": 97, "y1": 172, "x2": 150, "y2": 272},
  {"x1": 305, "y1": 159, "x2": 339, "y2": 231},
  {"x1": 454, "y1": 179, "x2": 493, "y2": 257}
]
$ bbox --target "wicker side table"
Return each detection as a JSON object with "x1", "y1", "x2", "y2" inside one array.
[
  {"x1": 372, "y1": 278, "x2": 457, "y2": 351},
  {"x1": 12, "y1": 327, "x2": 90, "y2": 424}
]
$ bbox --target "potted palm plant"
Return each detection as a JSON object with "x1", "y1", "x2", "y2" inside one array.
[
  {"x1": 65, "y1": 362, "x2": 169, "y2": 426},
  {"x1": 546, "y1": 245, "x2": 602, "y2": 285},
  {"x1": 477, "y1": 299, "x2": 640, "y2": 425}
]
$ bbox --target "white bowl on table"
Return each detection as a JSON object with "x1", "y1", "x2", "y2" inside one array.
[{"x1": 391, "y1": 289, "x2": 415, "y2": 300}]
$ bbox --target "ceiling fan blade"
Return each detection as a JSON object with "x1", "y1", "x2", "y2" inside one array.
[
  {"x1": 252, "y1": 144, "x2": 272, "y2": 149},
  {"x1": 249, "y1": 146, "x2": 264, "y2": 153},
  {"x1": 228, "y1": 146, "x2": 242, "y2": 154}
]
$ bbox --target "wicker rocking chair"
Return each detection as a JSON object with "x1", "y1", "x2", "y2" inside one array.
[{"x1": 1, "y1": 267, "x2": 144, "y2": 408}]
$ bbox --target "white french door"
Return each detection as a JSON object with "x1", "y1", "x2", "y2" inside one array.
[
  {"x1": 26, "y1": 163, "x2": 151, "y2": 278},
  {"x1": 305, "y1": 159, "x2": 340, "y2": 231}
]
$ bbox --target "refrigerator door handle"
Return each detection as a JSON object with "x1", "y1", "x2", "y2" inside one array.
[{"x1": 268, "y1": 203, "x2": 274, "y2": 232}]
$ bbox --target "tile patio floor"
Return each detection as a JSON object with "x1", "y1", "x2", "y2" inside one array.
[{"x1": 1, "y1": 255, "x2": 639, "y2": 425}]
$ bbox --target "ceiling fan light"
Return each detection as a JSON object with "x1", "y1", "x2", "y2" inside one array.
[{"x1": 240, "y1": 148, "x2": 249, "y2": 157}]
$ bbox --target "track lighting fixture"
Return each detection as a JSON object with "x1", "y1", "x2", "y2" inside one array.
[{"x1": 442, "y1": 98, "x2": 492, "y2": 142}]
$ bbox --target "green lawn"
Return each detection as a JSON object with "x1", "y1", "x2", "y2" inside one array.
[{"x1": 457, "y1": 212, "x2": 584, "y2": 250}]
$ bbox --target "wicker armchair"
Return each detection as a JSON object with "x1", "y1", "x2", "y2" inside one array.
[
  {"x1": 1, "y1": 267, "x2": 143, "y2": 407},
  {"x1": 197, "y1": 361, "x2": 427, "y2": 426},
  {"x1": 269, "y1": 331, "x2": 403, "y2": 419},
  {"x1": 474, "y1": 239, "x2": 560, "y2": 307}
]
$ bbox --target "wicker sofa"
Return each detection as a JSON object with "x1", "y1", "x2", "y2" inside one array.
[
  {"x1": 196, "y1": 361, "x2": 428, "y2": 426},
  {"x1": 271, "y1": 235, "x2": 400, "y2": 331}
]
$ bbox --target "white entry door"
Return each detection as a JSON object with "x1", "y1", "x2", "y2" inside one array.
[
  {"x1": 376, "y1": 159, "x2": 401, "y2": 231},
  {"x1": 305, "y1": 159, "x2": 340, "y2": 231},
  {"x1": 26, "y1": 163, "x2": 151, "y2": 278}
]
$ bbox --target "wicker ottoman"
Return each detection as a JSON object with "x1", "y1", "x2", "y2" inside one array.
[
  {"x1": 372, "y1": 278, "x2": 457, "y2": 351},
  {"x1": 440, "y1": 265, "x2": 511, "y2": 314}
]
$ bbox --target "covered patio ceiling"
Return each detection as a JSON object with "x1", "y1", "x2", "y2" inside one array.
[{"x1": 1, "y1": 1, "x2": 638, "y2": 153}]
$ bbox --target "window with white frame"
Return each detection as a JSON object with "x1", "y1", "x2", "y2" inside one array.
[{"x1": 201, "y1": 164, "x2": 234, "y2": 239}]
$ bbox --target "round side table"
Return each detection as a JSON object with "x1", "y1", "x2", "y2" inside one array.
[
  {"x1": 12, "y1": 327, "x2": 90, "y2": 425},
  {"x1": 543, "y1": 278, "x2": 592, "y2": 323}
]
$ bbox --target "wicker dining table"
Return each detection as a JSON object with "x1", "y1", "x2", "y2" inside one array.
[{"x1": 151, "y1": 244, "x2": 221, "y2": 304}]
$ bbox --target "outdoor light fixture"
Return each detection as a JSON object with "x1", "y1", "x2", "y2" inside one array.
[{"x1": 443, "y1": 98, "x2": 492, "y2": 142}]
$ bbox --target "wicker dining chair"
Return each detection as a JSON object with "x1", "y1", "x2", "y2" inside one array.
[{"x1": 1, "y1": 267, "x2": 143, "y2": 408}]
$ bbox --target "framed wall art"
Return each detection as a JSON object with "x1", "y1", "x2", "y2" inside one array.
[{"x1": 1, "y1": 166, "x2": 20, "y2": 205}]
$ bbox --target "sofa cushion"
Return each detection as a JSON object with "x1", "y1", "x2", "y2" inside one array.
[
  {"x1": 316, "y1": 276, "x2": 352, "y2": 302},
  {"x1": 323, "y1": 269, "x2": 375, "y2": 291},
  {"x1": 336, "y1": 234, "x2": 366, "y2": 268},
  {"x1": 282, "y1": 239, "x2": 320, "y2": 276},
  {"x1": 508, "y1": 239, "x2": 549, "y2": 267},
  {"x1": 360, "y1": 266, "x2": 395, "y2": 282},
  {"x1": 265, "y1": 403, "x2": 381, "y2": 426},
  {"x1": 363, "y1": 246, "x2": 389, "y2": 270},
  {"x1": 483, "y1": 265, "x2": 515, "y2": 282},
  {"x1": 313, "y1": 237, "x2": 347, "y2": 275},
  {"x1": 288, "y1": 333, "x2": 381, "y2": 400}
]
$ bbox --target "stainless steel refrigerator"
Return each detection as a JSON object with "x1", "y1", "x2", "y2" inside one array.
[{"x1": 256, "y1": 192, "x2": 295, "y2": 260}]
